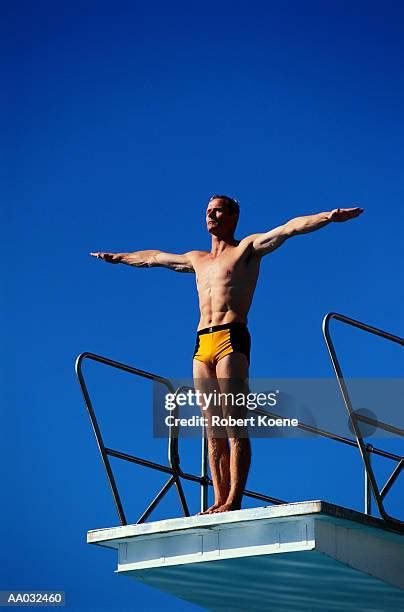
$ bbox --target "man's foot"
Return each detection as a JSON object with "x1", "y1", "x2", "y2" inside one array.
[
  {"x1": 197, "y1": 502, "x2": 225, "y2": 515},
  {"x1": 212, "y1": 500, "x2": 241, "y2": 513}
]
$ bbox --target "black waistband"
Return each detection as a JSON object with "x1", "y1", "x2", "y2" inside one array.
[{"x1": 197, "y1": 322, "x2": 248, "y2": 336}]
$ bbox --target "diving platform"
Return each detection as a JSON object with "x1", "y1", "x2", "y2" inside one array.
[{"x1": 88, "y1": 501, "x2": 404, "y2": 611}]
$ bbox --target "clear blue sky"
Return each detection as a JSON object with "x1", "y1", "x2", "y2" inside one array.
[{"x1": 3, "y1": 1, "x2": 403, "y2": 610}]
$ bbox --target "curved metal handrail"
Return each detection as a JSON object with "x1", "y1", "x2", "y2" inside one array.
[
  {"x1": 75, "y1": 352, "x2": 188, "y2": 524},
  {"x1": 322, "y1": 312, "x2": 404, "y2": 531}
]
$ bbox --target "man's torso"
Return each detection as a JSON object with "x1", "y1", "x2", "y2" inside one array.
[{"x1": 189, "y1": 238, "x2": 261, "y2": 330}]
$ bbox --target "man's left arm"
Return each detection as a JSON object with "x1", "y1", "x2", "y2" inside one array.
[{"x1": 250, "y1": 207, "x2": 364, "y2": 257}]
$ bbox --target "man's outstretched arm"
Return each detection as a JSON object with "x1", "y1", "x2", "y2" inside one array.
[
  {"x1": 90, "y1": 250, "x2": 195, "y2": 273},
  {"x1": 250, "y1": 207, "x2": 364, "y2": 257}
]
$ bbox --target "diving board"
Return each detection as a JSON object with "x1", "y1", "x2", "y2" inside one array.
[{"x1": 88, "y1": 501, "x2": 404, "y2": 611}]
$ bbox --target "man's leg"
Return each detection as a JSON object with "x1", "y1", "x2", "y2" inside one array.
[
  {"x1": 193, "y1": 358, "x2": 230, "y2": 514},
  {"x1": 213, "y1": 352, "x2": 251, "y2": 513}
]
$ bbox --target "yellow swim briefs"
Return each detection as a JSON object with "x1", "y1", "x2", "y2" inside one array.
[{"x1": 193, "y1": 322, "x2": 251, "y2": 368}]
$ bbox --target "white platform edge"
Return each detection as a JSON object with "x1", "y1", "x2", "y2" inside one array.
[{"x1": 87, "y1": 500, "x2": 403, "y2": 549}]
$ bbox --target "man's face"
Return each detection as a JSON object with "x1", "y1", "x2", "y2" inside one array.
[{"x1": 206, "y1": 198, "x2": 236, "y2": 236}]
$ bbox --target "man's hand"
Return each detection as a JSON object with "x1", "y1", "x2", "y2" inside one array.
[
  {"x1": 329, "y1": 207, "x2": 364, "y2": 222},
  {"x1": 90, "y1": 252, "x2": 121, "y2": 264}
]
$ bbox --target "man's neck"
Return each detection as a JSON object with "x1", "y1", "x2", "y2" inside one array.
[{"x1": 210, "y1": 234, "x2": 238, "y2": 256}]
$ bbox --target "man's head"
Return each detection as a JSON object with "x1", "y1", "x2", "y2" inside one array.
[{"x1": 206, "y1": 195, "x2": 240, "y2": 237}]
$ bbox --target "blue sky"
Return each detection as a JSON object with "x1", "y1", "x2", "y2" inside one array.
[{"x1": 3, "y1": 1, "x2": 403, "y2": 610}]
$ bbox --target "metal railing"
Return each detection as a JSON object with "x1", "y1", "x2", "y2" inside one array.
[
  {"x1": 322, "y1": 312, "x2": 404, "y2": 531},
  {"x1": 75, "y1": 313, "x2": 403, "y2": 532},
  {"x1": 75, "y1": 352, "x2": 285, "y2": 526}
]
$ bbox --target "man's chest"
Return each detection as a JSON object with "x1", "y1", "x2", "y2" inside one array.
[{"x1": 194, "y1": 252, "x2": 255, "y2": 288}]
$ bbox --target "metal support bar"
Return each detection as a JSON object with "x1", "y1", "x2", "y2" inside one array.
[
  {"x1": 174, "y1": 478, "x2": 190, "y2": 517},
  {"x1": 380, "y1": 459, "x2": 404, "y2": 501},
  {"x1": 106, "y1": 448, "x2": 176, "y2": 475},
  {"x1": 365, "y1": 444, "x2": 373, "y2": 515},
  {"x1": 137, "y1": 476, "x2": 177, "y2": 524}
]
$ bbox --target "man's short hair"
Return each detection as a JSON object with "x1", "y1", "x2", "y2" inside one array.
[{"x1": 208, "y1": 194, "x2": 240, "y2": 219}]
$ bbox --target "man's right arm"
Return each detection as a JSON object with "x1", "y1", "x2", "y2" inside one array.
[{"x1": 90, "y1": 250, "x2": 195, "y2": 273}]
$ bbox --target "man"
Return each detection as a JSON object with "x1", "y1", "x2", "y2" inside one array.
[{"x1": 91, "y1": 195, "x2": 363, "y2": 513}]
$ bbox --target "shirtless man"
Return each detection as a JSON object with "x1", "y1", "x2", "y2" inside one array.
[{"x1": 91, "y1": 195, "x2": 363, "y2": 513}]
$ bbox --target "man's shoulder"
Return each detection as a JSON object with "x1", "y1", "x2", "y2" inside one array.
[
  {"x1": 235, "y1": 234, "x2": 259, "y2": 252},
  {"x1": 186, "y1": 249, "x2": 210, "y2": 259},
  {"x1": 185, "y1": 250, "x2": 211, "y2": 272},
  {"x1": 238, "y1": 233, "x2": 260, "y2": 245}
]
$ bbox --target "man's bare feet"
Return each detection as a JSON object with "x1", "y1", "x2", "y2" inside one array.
[
  {"x1": 197, "y1": 502, "x2": 225, "y2": 515},
  {"x1": 212, "y1": 500, "x2": 241, "y2": 513}
]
